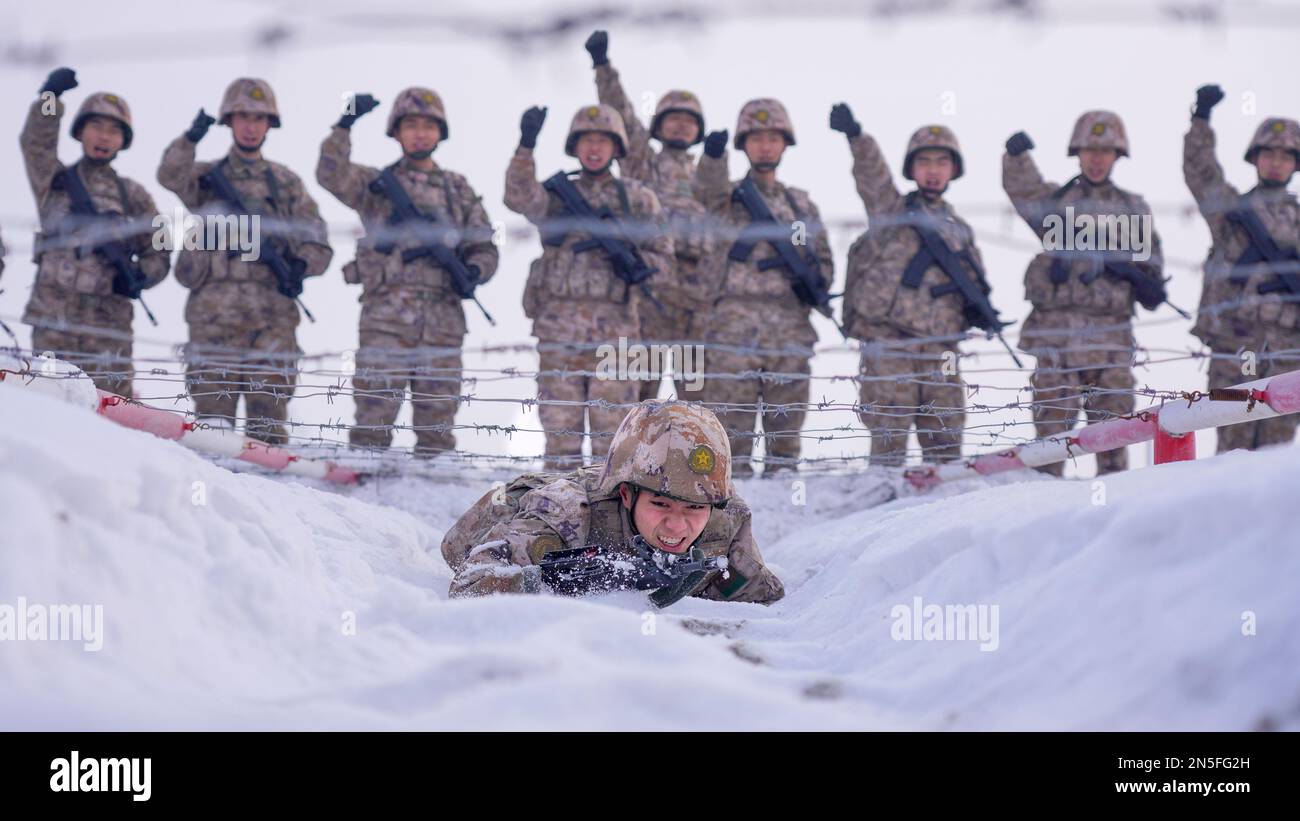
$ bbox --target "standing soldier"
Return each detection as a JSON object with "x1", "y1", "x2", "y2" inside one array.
[
  {"x1": 832, "y1": 104, "x2": 1006, "y2": 466},
  {"x1": 504, "y1": 103, "x2": 674, "y2": 470},
  {"x1": 696, "y1": 99, "x2": 834, "y2": 477},
  {"x1": 1184, "y1": 85, "x2": 1300, "y2": 452},
  {"x1": 21, "y1": 67, "x2": 169, "y2": 396},
  {"x1": 1002, "y1": 112, "x2": 1167, "y2": 476},
  {"x1": 584, "y1": 30, "x2": 715, "y2": 399},
  {"x1": 158, "y1": 78, "x2": 332, "y2": 444},
  {"x1": 317, "y1": 88, "x2": 499, "y2": 456}
]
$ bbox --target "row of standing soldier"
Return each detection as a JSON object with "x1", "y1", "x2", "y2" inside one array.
[{"x1": 10, "y1": 38, "x2": 1299, "y2": 470}]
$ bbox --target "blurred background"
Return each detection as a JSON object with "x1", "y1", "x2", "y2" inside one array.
[{"x1": 2, "y1": 0, "x2": 1295, "y2": 475}]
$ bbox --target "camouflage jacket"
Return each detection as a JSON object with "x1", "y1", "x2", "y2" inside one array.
[
  {"x1": 316, "y1": 126, "x2": 498, "y2": 311},
  {"x1": 842, "y1": 132, "x2": 987, "y2": 342},
  {"x1": 20, "y1": 98, "x2": 168, "y2": 323},
  {"x1": 441, "y1": 466, "x2": 785, "y2": 605},
  {"x1": 595, "y1": 64, "x2": 718, "y2": 308},
  {"x1": 1003, "y1": 150, "x2": 1162, "y2": 320},
  {"x1": 504, "y1": 146, "x2": 673, "y2": 341},
  {"x1": 696, "y1": 153, "x2": 833, "y2": 347},
  {"x1": 1183, "y1": 117, "x2": 1300, "y2": 347},
  {"x1": 157, "y1": 135, "x2": 332, "y2": 328}
]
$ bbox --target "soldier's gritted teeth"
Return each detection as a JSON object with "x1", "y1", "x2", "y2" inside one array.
[
  {"x1": 743, "y1": 129, "x2": 785, "y2": 172},
  {"x1": 79, "y1": 116, "x2": 124, "y2": 164},
  {"x1": 398, "y1": 115, "x2": 442, "y2": 162},
  {"x1": 1255, "y1": 147, "x2": 1298, "y2": 187},
  {"x1": 576, "y1": 132, "x2": 616, "y2": 176},
  {"x1": 622, "y1": 487, "x2": 710, "y2": 554},
  {"x1": 1078, "y1": 147, "x2": 1118, "y2": 185},
  {"x1": 230, "y1": 111, "x2": 270, "y2": 154}
]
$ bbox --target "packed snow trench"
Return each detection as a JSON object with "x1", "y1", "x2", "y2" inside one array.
[{"x1": 2, "y1": 384, "x2": 1297, "y2": 731}]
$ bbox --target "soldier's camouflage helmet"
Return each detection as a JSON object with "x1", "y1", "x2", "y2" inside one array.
[
  {"x1": 651, "y1": 90, "x2": 704, "y2": 145},
  {"x1": 70, "y1": 92, "x2": 134, "y2": 150},
  {"x1": 1244, "y1": 117, "x2": 1300, "y2": 164},
  {"x1": 903, "y1": 124, "x2": 963, "y2": 181},
  {"x1": 733, "y1": 98, "x2": 795, "y2": 150},
  {"x1": 219, "y1": 78, "x2": 281, "y2": 128},
  {"x1": 565, "y1": 103, "x2": 628, "y2": 158},
  {"x1": 1068, "y1": 110, "x2": 1128, "y2": 157},
  {"x1": 596, "y1": 400, "x2": 734, "y2": 507},
  {"x1": 387, "y1": 86, "x2": 449, "y2": 140}
]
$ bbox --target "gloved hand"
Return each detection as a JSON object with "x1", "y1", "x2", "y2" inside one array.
[
  {"x1": 1005, "y1": 131, "x2": 1034, "y2": 157},
  {"x1": 585, "y1": 30, "x2": 609, "y2": 67},
  {"x1": 40, "y1": 67, "x2": 78, "y2": 97},
  {"x1": 337, "y1": 93, "x2": 380, "y2": 129},
  {"x1": 519, "y1": 105, "x2": 547, "y2": 149},
  {"x1": 703, "y1": 129, "x2": 728, "y2": 159},
  {"x1": 829, "y1": 103, "x2": 861, "y2": 139},
  {"x1": 185, "y1": 108, "x2": 216, "y2": 143},
  {"x1": 1193, "y1": 84, "x2": 1224, "y2": 120},
  {"x1": 278, "y1": 256, "x2": 307, "y2": 299}
]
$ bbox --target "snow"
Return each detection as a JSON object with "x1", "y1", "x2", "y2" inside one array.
[{"x1": 3, "y1": 379, "x2": 1296, "y2": 730}]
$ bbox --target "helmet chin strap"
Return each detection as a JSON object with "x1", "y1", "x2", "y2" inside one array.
[
  {"x1": 751, "y1": 160, "x2": 780, "y2": 172},
  {"x1": 660, "y1": 138, "x2": 690, "y2": 151},
  {"x1": 580, "y1": 160, "x2": 614, "y2": 177},
  {"x1": 1258, "y1": 175, "x2": 1290, "y2": 189},
  {"x1": 918, "y1": 183, "x2": 948, "y2": 199},
  {"x1": 234, "y1": 136, "x2": 266, "y2": 154},
  {"x1": 81, "y1": 152, "x2": 115, "y2": 167},
  {"x1": 404, "y1": 148, "x2": 434, "y2": 161}
]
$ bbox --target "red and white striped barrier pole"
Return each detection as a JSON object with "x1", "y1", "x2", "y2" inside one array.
[
  {"x1": 1, "y1": 354, "x2": 357, "y2": 485},
  {"x1": 905, "y1": 367, "x2": 1300, "y2": 491}
]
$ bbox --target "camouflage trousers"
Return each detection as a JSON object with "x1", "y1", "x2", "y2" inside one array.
[
  {"x1": 634, "y1": 306, "x2": 702, "y2": 402},
  {"x1": 537, "y1": 340, "x2": 638, "y2": 471},
  {"x1": 857, "y1": 341, "x2": 965, "y2": 467},
  {"x1": 1208, "y1": 345, "x2": 1300, "y2": 453},
  {"x1": 350, "y1": 329, "x2": 463, "y2": 456},
  {"x1": 185, "y1": 324, "x2": 299, "y2": 446},
  {"x1": 698, "y1": 345, "x2": 810, "y2": 476},
  {"x1": 1030, "y1": 351, "x2": 1134, "y2": 476},
  {"x1": 30, "y1": 321, "x2": 133, "y2": 397}
]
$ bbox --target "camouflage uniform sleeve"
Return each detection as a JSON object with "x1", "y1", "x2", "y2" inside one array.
[
  {"x1": 595, "y1": 63, "x2": 652, "y2": 183},
  {"x1": 1131, "y1": 193, "x2": 1164, "y2": 276},
  {"x1": 315, "y1": 126, "x2": 380, "y2": 209},
  {"x1": 635, "y1": 185, "x2": 675, "y2": 277},
  {"x1": 695, "y1": 152, "x2": 731, "y2": 214},
  {"x1": 698, "y1": 498, "x2": 784, "y2": 605},
  {"x1": 847, "y1": 132, "x2": 902, "y2": 216},
  {"x1": 796, "y1": 189, "x2": 835, "y2": 284},
  {"x1": 156, "y1": 134, "x2": 208, "y2": 209},
  {"x1": 448, "y1": 479, "x2": 586, "y2": 598},
  {"x1": 1001, "y1": 150, "x2": 1057, "y2": 238},
  {"x1": 503, "y1": 146, "x2": 550, "y2": 224},
  {"x1": 451, "y1": 172, "x2": 500, "y2": 285},
  {"x1": 1183, "y1": 117, "x2": 1238, "y2": 223},
  {"x1": 21, "y1": 97, "x2": 65, "y2": 204},
  {"x1": 124, "y1": 180, "x2": 170, "y2": 288},
  {"x1": 278, "y1": 167, "x2": 333, "y2": 278}
]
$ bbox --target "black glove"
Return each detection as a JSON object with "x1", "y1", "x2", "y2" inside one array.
[
  {"x1": 337, "y1": 93, "x2": 380, "y2": 129},
  {"x1": 40, "y1": 67, "x2": 78, "y2": 97},
  {"x1": 185, "y1": 108, "x2": 216, "y2": 143},
  {"x1": 111, "y1": 266, "x2": 145, "y2": 300},
  {"x1": 278, "y1": 256, "x2": 307, "y2": 299},
  {"x1": 1133, "y1": 274, "x2": 1168, "y2": 312},
  {"x1": 829, "y1": 103, "x2": 861, "y2": 139},
  {"x1": 585, "y1": 30, "x2": 609, "y2": 67},
  {"x1": 703, "y1": 129, "x2": 728, "y2": 159},
  {"x1": 1005, "y1": 131, "x2": 1034, "y2": 157},
  {"x1": 1193, "y1": 84, "x2": 1224, "y2": 120},
  {"x1": 519, "y1": 105, "x2": 547, "y2": 149}
]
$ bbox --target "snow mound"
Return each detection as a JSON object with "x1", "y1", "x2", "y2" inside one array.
[{"x1": 1, "y1": 384, "x2": 1296, "y2": 729}]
